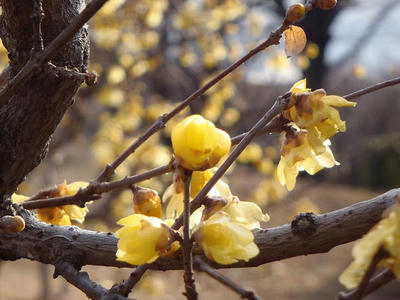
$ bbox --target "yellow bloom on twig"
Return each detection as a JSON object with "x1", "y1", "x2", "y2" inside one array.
[
  {"x1": 339, "y1": 202, "x2": 400, "y2": 289},
  {"x1": 171, "y1": 114, "x2": 231, "y2": 170},
  {"x1": 115, "y1": 214, "x2": 177, "y2": 265},
  {"x1": 12, "y1": 181, "x2": 90, "y2": 226},
  {"x1": 277, "y1": 79, "x2": 356, "y2": 190},
  {"x1": 193, "y1": 211, "x2": 259, "y2": 265}
]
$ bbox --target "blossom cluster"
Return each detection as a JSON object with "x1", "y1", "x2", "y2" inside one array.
[
  {"x1": 277, "y1": 79, "x2": 356, "y2": 190},
  {"x1": 115, "y1": 114, "x2": 269, "y2": 266}
]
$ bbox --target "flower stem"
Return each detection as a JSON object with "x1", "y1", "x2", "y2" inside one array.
[{"x1": 182, "y1": 170, "x2": 197, "y2": 300}]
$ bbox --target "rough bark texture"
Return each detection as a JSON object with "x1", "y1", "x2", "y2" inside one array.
[
  {"x1": 1, "y1": 189, "x2": 398, "y2": 270},
  {"x1": 0, "y1": 0, "x2": 89, "y2": 198}
]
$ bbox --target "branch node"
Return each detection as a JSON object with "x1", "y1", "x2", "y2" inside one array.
[{"x1": 291, "y1": 212, "x2": 318, "y2": 238}]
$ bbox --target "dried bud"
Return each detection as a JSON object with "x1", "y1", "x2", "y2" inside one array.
[
  {"x1": 0, "y1": 215, "x2": 25, "y2": 233},
  {"x1": 316, "y1": 0, "x2": 337, "y2": 10},
  {"x1": 285, "y1": 3, "x2": 306, "y2": 24},
  {"x1": 132, "y1": 187, "x2": 162, "y2": 218}
]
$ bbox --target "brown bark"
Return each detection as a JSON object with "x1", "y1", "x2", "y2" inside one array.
[
  {"x1": 0, "y1": 0, "x2": 89, "y2": 198},
  {"x1": 1, "y1": 188, "x2": 399, "y2": 270}
]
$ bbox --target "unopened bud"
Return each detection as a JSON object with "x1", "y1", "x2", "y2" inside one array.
[
  {"x1": 0, "y1": 215, "x2": 25, "y2": 233},
  {"x1": 132, "y1": 187, "x2": 162, "y2": 218},
  {"x1": 316, "y1": 0, "x2": 337, "y2": 10},
  {"x1": 285, "y1": 4, "x2": 306, "y2": 24}
]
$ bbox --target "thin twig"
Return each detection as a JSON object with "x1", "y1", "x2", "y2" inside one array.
[
  {"x1": 0, "y1": 0, "x2": 109, "y2": 108},
  {"x1": 110, "y1": 265, "x2": 148, "y2": 297},
  {"x1": 182, "y1": 170, "x2": 197, "y2": 299},
  {"x1": 337, "y1": 269, "x2": 395, "y2": 300},
  {"x1": 47, "y1": 63, "x2": 98, "y2": 86},
  {"x1": 194, "y1": 257, "x2": 262, "y2": 300},
  {"x1": 95, "y1": 23, "x2": 290, "y2": 182},
  {"x1": 172, "y1": 92, "x2": 292, "y2": 230},
  {"x1": 54, "y1": 261, "x2": 131, "y2": 300},
  {"x1": 22, "y1": 163, "x2": 173, "y2": 210},
  {"x1": 343, "y1": 76, "x2": 400, "y2": 100}
]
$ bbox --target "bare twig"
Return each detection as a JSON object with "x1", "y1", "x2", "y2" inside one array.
[
  {"x1": 337, "y1": 248, "x2": 390, "y2": 300},
  {"x1": 110, "y1": 265, "x2": 149, "y2": 297},
  {"x1": 0, "y1": 0, "x2": 109, "y2": 108},
  {"x1": 172, "y1": 92, "x2": 292, "y2": 230},
  {"x1": 2, "y1": 189, "x2": 399, "y2": 269},
  {"x1": 54, "y1": 261, "x2": 132, "y2": 300},
  {"x1": 343, "y1": 76, "x2": 400, "y2": 100},
  {"x1": 47, "y1": 63, "x2": 98, "y2": 86},
  {"x1": 337, "y1": 269, "x2": 395, "y2": 300},
  {"x1": 22, "y1": 163, "x2": 173, "y2": 210},
  {"x1": 194, "y1": 257, "x2": 261, "y2": 300},
  {"x1": 182, "y1": 170, "x2": 197, "y2": 299}
]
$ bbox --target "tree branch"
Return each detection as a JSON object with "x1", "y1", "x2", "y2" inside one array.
[
  {"x1": 1, "y1": 189, "x2": 398, "y2": 270},
  {"x1": 54, "y1": 261, "x2": 132, "y2": 300},
  {"x1": 0, "y1": 0, "x2": 108, "y2": 108}
]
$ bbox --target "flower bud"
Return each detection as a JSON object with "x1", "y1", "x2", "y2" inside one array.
[
  {"x1": 0, "y1": 215, "x2": 25, "y2": 233},
  {"x1": 132, "y1": 187, "x2": 162, "y2": 218},
  {"x1": 285, "y1": 3, "x2": 305, "y2": 24},
  {"x1": 171, "y1": 115, "x2": 231, "y2": 170},
  {"x1": 316, "y1": 0, "x2": 337, "y2": 10}
]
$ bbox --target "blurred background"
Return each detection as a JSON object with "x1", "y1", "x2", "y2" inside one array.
[{"x1": 1, "y1": 0, "x2": 400, "y2": 299}]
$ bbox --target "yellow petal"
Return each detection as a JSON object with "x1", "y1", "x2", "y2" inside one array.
[{"x1": 323, "y1": 95, "x2": 356, "y2": 108}]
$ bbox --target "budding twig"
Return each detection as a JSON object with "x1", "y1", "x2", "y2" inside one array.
[{"x1": 22, "y1": 163, "x2": 173, "y2": 210}]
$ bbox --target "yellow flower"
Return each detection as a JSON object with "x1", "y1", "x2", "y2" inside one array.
[
  {"x1": 290, "y1": 78, "x2": 310, "y2": 94},
  {"x1": 171, "y1": 114, "x2": 231, "y2": 170},
  {"x1": 132, "y1": 187, "x2": 162, "y2": 218},
  {"x1": 277, "y1": 130, "x2": 338, "y2": 191},
  {"x1": 223, "y1": 196, "x2": 270, "y2": 230},
  {"x1": 39, "y1": 181, "x2": 89, "y2": 225},
  {"x1": 115, "y1": 214, "x2": 175, "y2": 265},
  {"x1": 339, "y1": 203, "x2": 400, "y2": 289},
  {"x1": 193, "y1": 211, "x2": 259, "y2": 265},
  {"x1": 284, "y1": 85, "x2": 356, "y2": 153},
  {"x1": 12, "y1": 181, "x2": 90, "y2": 226},
  {"x1": 11, "y1": 194, "x2": 29, "y2": 204}
]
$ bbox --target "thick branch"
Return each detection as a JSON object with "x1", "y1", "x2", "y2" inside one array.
[{"x1": 1, "y1": 189, "x2": 398, "y2": 270}]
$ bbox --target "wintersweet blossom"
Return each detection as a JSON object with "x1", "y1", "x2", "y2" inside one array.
[
  {"x1": 277, "y1": 79, "x2": 356, "y2": 190},
  {"x1": 171, "y1": 114, "x2": 231, "y2": 170},
  {"x1": 277, "y1": 130, "x2": 338, "y2": 191},
  {"x1": 339, "y1": 203, "x2": 400, "y2": 289},
  {"x1": 12, "y1": 181, "x2": 90, "y2": 226},
  {"x1": 115, "y1": 214, "x2": 176, "y2": 265},
  {"x1": 222, "y1": 196, "x2": 270, "y2": 230},
  {"x1": 193, "y1": 211, "x2": 259, "y2": 265}
]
